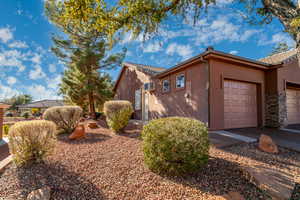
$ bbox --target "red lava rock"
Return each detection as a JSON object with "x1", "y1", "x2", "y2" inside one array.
[
  {"x1": 69, "y1": 124, "x2": 85, "y2": 140},
  {"x1": 88, "y1": 122, "x2": 98, "y2": 129},
  {"x1": 222, "y1": 191, "x2": 245, "y2": 200},
  {"x1": 258, "y1": 134, "x2": 279, "y2": 154},
  {"x1": 0, "y1": 120, "x2": 298, "y2": 200}
]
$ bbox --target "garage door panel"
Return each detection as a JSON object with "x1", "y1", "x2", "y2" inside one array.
[
  {"x1": 287, "y1": 88, "x2": 300, "y2": 124},
  {"x1": 224, "y1": 80, "x2": 258, "y2": 129}
]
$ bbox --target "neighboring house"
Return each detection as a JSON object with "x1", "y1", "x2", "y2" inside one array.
[
  {"x1": 0, "y1": 103, "x2": 10, "y2": 139},
  {"x1": 17, "y1": 99, "x2": 65, "y2": 113},
  {"x1": 114, "y1": 47, "x2": 300, "y2": 130}
]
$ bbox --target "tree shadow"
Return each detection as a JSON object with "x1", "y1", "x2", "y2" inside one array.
[
  {"x1": 16, "y1": 161, "x2": 106, "y2": 200},
  {"x1": 291, "y1": 183, "x2": 300, "y2": 200},
  {"x1": 57, "y1": 132, "x2": 111, "y2": 144},
  {"x1": 118, "y1": 121, "x2": 143, "y2": 140},
  {"x1": 161, "y1": 156, "x2": 271, "y2": 199}
]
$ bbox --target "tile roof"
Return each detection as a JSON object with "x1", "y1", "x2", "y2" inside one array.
[
  {"x1": 123, "y1": 62, "x2": 165, "y2": 75},
  {"x1": 259, "y1": 49, "x2": 297, "y2": 64},
  {"x1": 17, "y1": 99, "x2": 64, "y2": 108}
]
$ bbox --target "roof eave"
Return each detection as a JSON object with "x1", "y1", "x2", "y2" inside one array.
[{"x1": 203, "y1": 50, "x2": 272, "y2": 69}]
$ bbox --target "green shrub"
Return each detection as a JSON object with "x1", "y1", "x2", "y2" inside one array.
[
  {"x1": 21, "y1": 111, "x2": 31, "y2": 119},
  {"x1": 142, "y1": 117, "x2": 209, "y2": 175},
  {"x1": 5, "y1": 112, "x2": 13, "y2": 117},
  {"x1": 2, "y1": 124, "x2": 10, "y2": 137},
  {"x1": 8, "y1": 120, "x2": 57, "y2": 166},
  {"x1": 43, "y1": 106, "x2": 82, "y2": 134},
  {"x1": 103, "y1": 100, "x2": 133, "y2": 133}
]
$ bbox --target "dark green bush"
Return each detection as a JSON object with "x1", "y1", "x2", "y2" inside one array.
[
  {"x1": 21, "y1": 111, "x2": 31, "y2": 119},
  {"x1": 142, "y1": 117, "x2": 209, "y2": 175}
]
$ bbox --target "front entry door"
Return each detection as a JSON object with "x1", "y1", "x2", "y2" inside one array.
[{"x1": 143, "y1": 93, "x2": 149, "y2": 121}]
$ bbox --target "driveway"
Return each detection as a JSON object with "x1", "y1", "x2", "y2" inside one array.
[{"x1": 227, "y1": 128, "x2": 300, "y2": 152}]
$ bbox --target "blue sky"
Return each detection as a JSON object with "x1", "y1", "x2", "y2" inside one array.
[{"x1": 0, "y1": 0, "x2": 295, "y2": 100}]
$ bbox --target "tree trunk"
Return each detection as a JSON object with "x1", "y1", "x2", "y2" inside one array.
[{"x1": 89, "y1": 92, "x2": 96, "y2": 119}]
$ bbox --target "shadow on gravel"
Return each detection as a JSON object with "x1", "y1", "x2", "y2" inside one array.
[
  {"x1": 291, "y1": 183, "x2": 300, "y2": 200},
  {"x1": 221, "y1": 143, "x2": 300, "y2": 169},
  {"x1": 118, "y1": 123, "x2": 143, "y2": 140},
  {"x1": 16, "y1": 162, "x2": 106, "y2": 200},
  {"x1": 57, "y1": 133, "x2": 112, "y2": 144},
  {"x1": 162, "y1": 156, "x2": 271, "y2": 200}
]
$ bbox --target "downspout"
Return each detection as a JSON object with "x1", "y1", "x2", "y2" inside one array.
[{"x1": 199, "y1": 56, "x2": 210, "y2": 128}]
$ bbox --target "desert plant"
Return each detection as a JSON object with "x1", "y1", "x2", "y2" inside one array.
[
  {"x1": 43, "y1": 106, "x2": 82, "y2": 134},
  {"x1": 103, "y1": 100, "x2": 133, "y2": 133},
  {"x1": 5, "y1": 112, "x2": 13, "y2": 117},
  {"x1": 8, "y1": 120, "x2": 57, "y2": 166},
  {"x1": 142, "y1": 117, "x2": 209, "y2": 175},
  {"x1": 2, "y1": 124, "x2": 10, "y2": 137},
  {"x1": 21, "y1": 111, "x2": 31, "y2": 119}
]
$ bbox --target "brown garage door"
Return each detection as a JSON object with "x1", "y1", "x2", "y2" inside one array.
[
  {"x1": 224, "y1": 80, "x2": 258, "y2": 129},
  {"x1": 286, "y1": 88, "x2": 300, "y2": 124}
]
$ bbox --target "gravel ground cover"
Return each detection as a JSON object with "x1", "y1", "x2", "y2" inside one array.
[{"x1": 0, "y1": 121, "x2": 299, "y2": 200}]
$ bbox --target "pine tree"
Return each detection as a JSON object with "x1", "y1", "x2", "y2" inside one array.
[{"x1": 51, "y1": 35, "x2": 125, "y2": 118}]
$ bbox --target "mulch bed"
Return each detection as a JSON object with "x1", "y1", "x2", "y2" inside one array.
[{"x1": 0, "y1": 120, "x2": 299, "y2": 200}]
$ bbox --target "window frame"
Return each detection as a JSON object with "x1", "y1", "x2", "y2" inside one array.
[
  {"x1": 175, "y1": 73, "x2": 186, "y2": 89},
  {"x1": 134, "y1": 89, "x2": 141, "y2": 110},
  {"x1": 162, "y1": 79, "x2": 170, "y2": 93}
]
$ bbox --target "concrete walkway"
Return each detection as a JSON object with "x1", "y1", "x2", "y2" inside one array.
[
  {"x1": 209, "y1": 131, "x2": 245, "y2": 148},
  {"x1": 280, "y1": 128, "x2": 300, "y2": 134}
]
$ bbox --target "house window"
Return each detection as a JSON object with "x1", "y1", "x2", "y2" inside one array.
[
  {"x1": 176, "y1": 74, "x2": 185, "y2": 88},
  {"x1": 144, "y1": 83, "x2": 149, "y2": 91},
  {"x1": 162, "y1": 79, "x2": 170, "y2": 92},
  {"x1": 135, "y1": 89, "x2": 141, "y2": 110}
]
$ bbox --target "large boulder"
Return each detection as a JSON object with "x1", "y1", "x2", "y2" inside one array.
[
  {"x1": 258, "y1": 134, "x2": 279, "y2": 153},
  {"x1": 69, "y1": 124, "x2": 85, "y2": 140}
]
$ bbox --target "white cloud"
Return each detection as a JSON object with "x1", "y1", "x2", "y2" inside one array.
[
  {"x1": 31, "y1": 53, "x2": 42, "y2": 64},
  {"x1": 8, "y1": 40, "x2": 28, "y2": 48},
  {"x1": 270, "y1": 33, "x2": 294, "y2": 47},
  {"x1": 47, "y1": 75, "x2": 61, "y2": 89},
  {"x1": 27, "y1": 84, "x2": 61, "y2": 100},
  {"x1": 161, "y1": 15, "x2": 261, "y2": 48},
  {"x1": 121, "y1": 31, "x2": 145, "y2": 44},
  {"x1": 29, "y1": 65, "x2": 46, "y2": 80},
  {"x1": 0, "y1": 82, "x2": 19, "y2": 100},
  {"x1": 0, "y1": 27, "x2": 13, "y2": 43},
  {"x1": 0, "y1": 49, "x2": 26, "y2": 71},
  {"x1": 143, "y1": 42, "x2": 161, "y2": 53},
  {"x1": 229, "y1": 50, "x2": 238, "y2": 55},
  {"x1": 7, "y1": 76, "x2": 17, "y2": 85},
  {"x1": 216, "y1": 0, "x2": 234, "y2": 4},
  {"x1": 166, "y1": 43, "x2": 193, "y2": 59},
  {"x1": 48, "y1": 64, "x2": 56, "y2": 73}
]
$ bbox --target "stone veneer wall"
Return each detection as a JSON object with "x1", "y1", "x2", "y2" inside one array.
[
  {"x1": 0, "y1": 108, "x2": 3, "y2": 139},
  {"x1": 265, "y1": 92, "x2": 287, "y2": 128}
]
